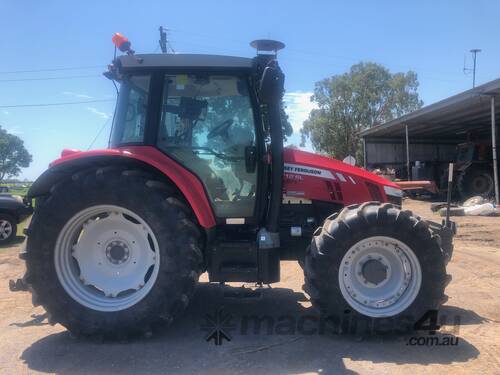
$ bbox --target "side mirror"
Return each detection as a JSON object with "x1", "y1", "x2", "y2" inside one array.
[{"x1": 258, "y1": 63, "x2": 284, "y2": 104}]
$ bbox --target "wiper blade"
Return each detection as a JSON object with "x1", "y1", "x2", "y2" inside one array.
[{"x1": 191, "y1": 147, "x2": 242, "y2": 161}]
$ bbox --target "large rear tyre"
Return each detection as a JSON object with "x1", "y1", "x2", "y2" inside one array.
[
  {"x1": 25, "y1": 167, "x2": 203, "y2": 338},
  {"x1": 457, "y1": 166, "x2": 494, "y2": 199},
  {"x1": 304, "y1": 202, "x2": 449, "y2": 334}
]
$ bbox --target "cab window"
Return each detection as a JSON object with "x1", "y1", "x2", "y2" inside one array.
[
  {"x1": 157, "y1": 74, "x2": 257, "y2": 219},
  {"x1": 111, "y1": 75, "x2": 150, "y2": 145}
]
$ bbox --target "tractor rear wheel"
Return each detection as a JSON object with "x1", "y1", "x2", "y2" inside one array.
[
  {"x1": 457, "y1": 166, "x2": 494, "y2": 199},
  {"x1": 304, "y1": 202, "x2": 448, "y2": 334},
  {"x1": 25, "y1": 167, "x2": 203, "y2": 338}
]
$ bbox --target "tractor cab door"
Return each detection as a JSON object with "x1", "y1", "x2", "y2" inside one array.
[{"x1": 157, "y1": 73, "x2": 261, "y2": 224}]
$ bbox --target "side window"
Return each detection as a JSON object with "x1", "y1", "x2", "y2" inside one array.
[
  {"x1": 111, "y1": 75, "x2": 150, "y2": 144},
  {"x1": 157, "y1": 74, "x2": 257, "y2": 218}
]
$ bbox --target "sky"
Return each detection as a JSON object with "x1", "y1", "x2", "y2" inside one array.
[{"x1": 1, "y1": 0, "x2": 500, "y2": 180}]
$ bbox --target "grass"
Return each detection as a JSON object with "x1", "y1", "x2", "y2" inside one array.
[
  {"x1": 1, "y1": 186, "x2": 29, "y2": 197},
  {"x1": 17, "y1": 217, "x2": 30, "y2": 237}
]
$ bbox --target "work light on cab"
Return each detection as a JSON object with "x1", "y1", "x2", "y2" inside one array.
[{"x1": 112, "y1": 33, "x2": 134, "y2": 55}]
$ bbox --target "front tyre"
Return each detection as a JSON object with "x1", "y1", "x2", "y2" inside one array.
[
  {"x1": 304, "y1": 202, "x2": 449, "y2": 334},
  {"x1": 26, "y1": 167, "x2": 203, "y2": 338}
]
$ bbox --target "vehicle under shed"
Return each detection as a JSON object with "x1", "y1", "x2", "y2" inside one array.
[{"x1": 360, "y1": 78, "x2": 500, "y2": 202}]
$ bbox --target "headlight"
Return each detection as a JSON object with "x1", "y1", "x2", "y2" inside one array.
[
  {"x1": 383, "y1": 186, "x2": 402, "y2": 197},
  {"x1": 383, "y1": 186, "x2": 402, "y2": 206}
]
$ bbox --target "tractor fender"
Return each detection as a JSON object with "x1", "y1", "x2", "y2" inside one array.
[{"x1": 28, "y1": 146, "x2": 216, "y2": 228}]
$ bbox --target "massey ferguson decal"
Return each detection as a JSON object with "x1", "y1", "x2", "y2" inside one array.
[
  {"x1": 284, "y1": 163, "x2": 357, "y2": 185},
  {"x1": 284, "y1": 163, "x2": 337, "y2": 180},
  {"x1": 335, "y1": 172, "x2": 347, "y2": 182},
  {"x1": 284, "y1": 173, "x2": 304, "y2": 184}
]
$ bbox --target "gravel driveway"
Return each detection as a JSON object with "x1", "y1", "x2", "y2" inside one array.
[{"x1": 0, "y1": 199, "x2": 498, "y2": 374}]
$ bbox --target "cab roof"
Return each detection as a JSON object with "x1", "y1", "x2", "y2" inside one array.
[{"x1": 117, "y1": 53, "x2": 253, "y2": 71}]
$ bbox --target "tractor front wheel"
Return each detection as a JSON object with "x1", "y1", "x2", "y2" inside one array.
[
  {"x1": 25, "y1": 167, "x2": 203, "y2": 338},
  {"x1": 304, "y1": 202, "x2": 449, "y2": 334}
]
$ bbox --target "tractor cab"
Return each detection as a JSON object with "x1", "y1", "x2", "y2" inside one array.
[
  {"x1": 109, "y1": 56, "x2": 264, "y2": 222},
  {"x1": 456, "y1": 141, "x2": 493, "y2": 167},
  {"x1": 104, "y1": 42, "x2": 287, "y2": 282}
]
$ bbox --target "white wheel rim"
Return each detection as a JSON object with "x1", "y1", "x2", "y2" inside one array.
[
  {"x1": 339, "y1": 236, "x2": 422, "y2": 318},
  {"x1": 55, "y1": 205, "x2": 160, "y2": 312},
  {"x1": 0, "y1": 219, "x2": 13, "y2": 240}
]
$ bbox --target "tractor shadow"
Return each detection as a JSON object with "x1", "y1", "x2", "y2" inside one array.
[
  {"x1": 21, "y1": 283, "x2": 480, "y2": 375},
  {"x1": 10, "y1": 313, "x2": 49, "y2": 328},
  {"x1": 0, "y1": 235, "x2": 25, "y2": 248}
]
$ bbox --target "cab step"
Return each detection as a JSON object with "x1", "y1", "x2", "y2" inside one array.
[{"x1": 208, "y1": 241, "x2": 279, "y2": 284}]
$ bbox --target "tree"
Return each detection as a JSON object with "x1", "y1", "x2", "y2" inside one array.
[
  {"x1": 280, "y1": 101, "x2": 293, "y2": 141},
  {"x1": 0, "y1": 126, "x2": 32, "y2": 182},
  {"x1": 301, "y1": 62, "x2": 422, "y2": 164}
]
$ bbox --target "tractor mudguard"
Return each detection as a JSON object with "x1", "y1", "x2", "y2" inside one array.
[{"x1": 27, "y1": 146, "x2": 216, "y2": 228}]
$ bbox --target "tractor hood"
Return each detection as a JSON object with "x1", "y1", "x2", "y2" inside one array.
[{"x1": 283, "y1": 147, "x2": 401, "y2": 205}]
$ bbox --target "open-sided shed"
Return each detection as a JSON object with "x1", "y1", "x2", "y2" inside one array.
[{"x1": 360, "y1": 78, "x2": 500, "y2": 202}]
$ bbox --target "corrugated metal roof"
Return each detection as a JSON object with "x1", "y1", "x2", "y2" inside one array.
[{"x1": 360, "y1": 78, "x2": 500, "y2": 139}]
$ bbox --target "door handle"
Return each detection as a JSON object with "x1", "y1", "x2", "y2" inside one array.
[{"x1": 245, "y1": 146, "x2": 257, "y2": 173}]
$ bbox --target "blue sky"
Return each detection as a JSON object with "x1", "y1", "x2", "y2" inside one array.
[{"x1": 1, "y1": 0, "x2": 499, "y2": 180}]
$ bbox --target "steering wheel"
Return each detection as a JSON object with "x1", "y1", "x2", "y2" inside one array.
[{"x1": 207, "y1": 119, "x2": 233, "y2": 139}]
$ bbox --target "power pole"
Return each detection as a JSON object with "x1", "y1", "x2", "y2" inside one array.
[
  {"x1": 470, "y1": 49, "x2": 481, "y2": 88},
  {"x1": 159, "y1": 26, "x2": 168, "y2": 53}
]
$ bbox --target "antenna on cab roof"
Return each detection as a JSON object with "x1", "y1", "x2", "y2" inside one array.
[{"x1": 250, "y1": 39, "x2": 285, "y2": 57}]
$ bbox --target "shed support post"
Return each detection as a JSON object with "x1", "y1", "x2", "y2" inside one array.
[
  {"x1": 405, "y1": 124, "x2": 411, "y2": 181},
  {"x1": 491, "y1": 96, "x2": 499, "y2": 204}
]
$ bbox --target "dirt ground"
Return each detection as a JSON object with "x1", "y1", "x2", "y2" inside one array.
[{"x1": 0, "y1": 199, "x2": 498, "y2": 375}]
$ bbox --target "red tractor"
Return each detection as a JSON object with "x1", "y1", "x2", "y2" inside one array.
[{"x1": 17, "y1": 38, "x2": 454, "y2": 337}]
